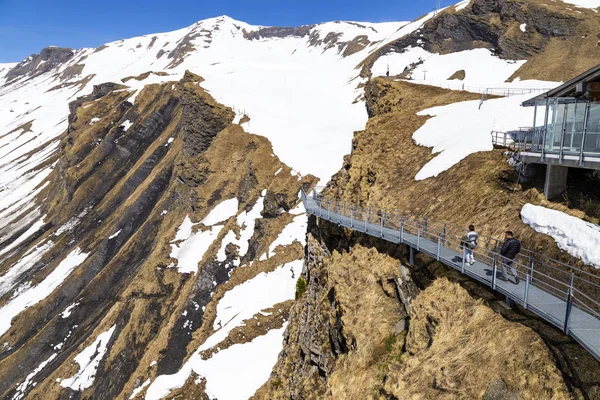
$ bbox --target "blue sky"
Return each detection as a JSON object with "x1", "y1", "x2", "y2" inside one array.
[{"x1": 0, "y1": 0, "x2": 455, "y2": 62}]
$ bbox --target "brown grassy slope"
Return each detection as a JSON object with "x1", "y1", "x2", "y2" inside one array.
[
  {"x1": 382, "y1": 278, "x2": 569, "y2": 400},
  {"x1": 509, "y1": 0, "x2": 600, "y2": 81},
  {"x1": 327, "y1": 78, "x2": 594, "y2": 270},
  {"x1": 3, "y1": 74, "x2": 315, "y2": 400},
  {"x1": 253, "y1": 240, "x2": 404, "y2": 400},
  {"x1": 255, "y1": 236, "x2": 570, "y2": 400}
]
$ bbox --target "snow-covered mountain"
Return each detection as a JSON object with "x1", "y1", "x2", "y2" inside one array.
[
  {"x1": 0, "y1": 15, "x2": 416, "y2": 400},
  {"x1": 1, "y1": 1, "x2": 600, "y2": 399}
]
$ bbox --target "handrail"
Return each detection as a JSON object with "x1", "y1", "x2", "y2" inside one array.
[
  {"x1": 301, "y1": 188, "x2": 600, "y2": 361},
  {"x1": 402, "y1": 79, "x2": 551, "y2": 97},
  {"x1": 311, "y1": 189, "x2": 598, "y2": 283}
]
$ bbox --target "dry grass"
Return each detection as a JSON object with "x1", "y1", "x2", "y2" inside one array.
[
  {"x1": 328, "y1": 78, "x2": 598, "y2": 270},
  {"x1": 508, "y1": 1, "x2": 600, "y2": 82},
  {"x1": 2, "y1": 75, "x2": 318, "y2": 399},
  {"x1": 383, "y1": 278, "x2": 570, "y2": 400},
  {"x1": 326, "y1": 246, "x2": 404, "y2": 400}
]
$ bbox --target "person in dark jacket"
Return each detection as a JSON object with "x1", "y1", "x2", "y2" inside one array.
[{"x1": 500, "y1": 231, "x2": 521, "y2": 284}]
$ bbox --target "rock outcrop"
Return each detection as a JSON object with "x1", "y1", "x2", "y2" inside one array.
[
  {"x1": 0, "y1": 72, "x2": 316, "y2": 400},
  {"x1": 5, "y1": 46, "x2": 75, "y2": 83}
]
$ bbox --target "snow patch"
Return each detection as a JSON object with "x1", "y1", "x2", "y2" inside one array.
[
  {"x1": 170, "y1": 216, "x2": 223, "y2": 274},
  {"x1": 412, "y1": 94, "x2": 534, "y2": 180},
  {"x1": 560, "y1": 0, "x2": 600, "y2": 9},
  {"x1": 0, "y1": 240, "x2": 53, "y2": 297},
  {"x1": 266, "y1": 208, "x2": 307, "y2": 257},
  {"x1": 0, "y1": 215, "x2": 45, "y2": 259},
  {"x1": 130, "y1": 379, "x2": 151, "y2": 399},
  {"x1": 202, "y1": 198, "x2": 239, "y2": 226},
  {"x1": 0, "y1": 248, "x2": 89, "y2": 337},
  {"x1": 121, "y1": 120, "x2": 133, "y2": 131},
  {"x1": 62, "y1": 302, "x2": 79, "y2": 318},
  {"x1": 13, "y1": 353, "x2": 58, "y2": 400},
  {"x1": 216, "y1": 194, "x2": 265, "y2": 264},
  {"x1": 521, "y1": 204, "x2": 600, "y2": 269},
  {"x1": 61, "y1": 325, "x2": 117, "y2": 391},
  {"x1": 455, "y1": 0, "x2": 471, "y2": 11},
  {"x1": 146, "y1": 260, "x2": 302, "y2": 400}
]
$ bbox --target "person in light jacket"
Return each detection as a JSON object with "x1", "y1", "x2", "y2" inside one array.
[
  {"x1": 465, "y1": 225, "x2": 478, "y2": 265},
  {"x1": 500, "y1": 230, "x2": 521, "y2": 284}
]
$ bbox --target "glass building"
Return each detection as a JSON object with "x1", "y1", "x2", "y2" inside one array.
[
  {"x1": 520, "y1": 64, "x2": 600, "y2": 200},
  {"x1": 521, "y1": 64, "x2": 600, "y2": 168}
]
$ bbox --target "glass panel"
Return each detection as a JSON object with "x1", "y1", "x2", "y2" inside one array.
[
  {"x1": 552, "y1": 103, "x2": 566, "y2": 151},
  {"x1": 532, "y1": 103, "x2": 546, "y2": 150},
  {"x1": 571, "y1": 102, "x2": 586, "y2": 152},
  {"x1": 563, "y1": 103, "x2": 577, "y2": 153},
  {"x1": 545, "y1": 100, "x2": 558, "y2": 152},
  {"x1": 585, "y1": 103, "x2": 600, "y2": 154}
]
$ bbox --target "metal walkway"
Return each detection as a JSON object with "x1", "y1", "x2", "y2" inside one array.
[{"x1": 300, "y1": 190, "x2": 600, "y2": 362}]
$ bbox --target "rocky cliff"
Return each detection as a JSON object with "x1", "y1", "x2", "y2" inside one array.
[
  {"x1": 254, "y1": 77, "x2": 600, "y2": 399},
  {"x1": 0, "y1": 71, "x2": 316, "y2": 399},
  {"x1": 361, "y1": 0, "x2": 600, "y2": 82}
]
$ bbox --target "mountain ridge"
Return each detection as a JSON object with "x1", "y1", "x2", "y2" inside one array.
[{"x1": 1, "y1": 1, "x2": 600, "y2": 399}]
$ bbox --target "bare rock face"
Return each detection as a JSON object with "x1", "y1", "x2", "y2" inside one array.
[
  {"x1": 243, "y1": 25, "x2": 315, "y2": 40},
  {"x1": 362, "y1": 0, "x2": 583, "y2": 79},
  {"x1": 5, "y1": 47, "x2": 74, "y2": 83},
  {"x1": 483, "y1": 379, "x2": 519, "y2": 400},
  {"x1": 0, "y1": 68, "x2": 318, "y2": 399},
  {"x1": 384, "y1": 0, "x2": 575, "y2": 60},
  {"x1": 180, "y1": 71, "x2": 234, "y2": 159},
  {"x1": 257, "y1": 228, "x2": 343, "y2": 399},
  {"x1": 262, "y1": 190, "x2": 295, "y2": 218}
]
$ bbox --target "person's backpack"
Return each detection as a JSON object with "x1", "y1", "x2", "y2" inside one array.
[{"x1": 467, "y1": 232, "x2": 478, "y2": 249}]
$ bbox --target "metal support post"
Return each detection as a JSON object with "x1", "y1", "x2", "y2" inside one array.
[
  {"x1": 524, "y1": 273, "x2": 531, "y2": 309},
  {"x1": 327, "y1": 201, "x2": 330, "y2": 220},
  {"x1": 541, "y1": 99, "x2": 550, "y2": 161},
  {"x1": 492, "y1": 254, "x2": 498, "y2": 290},
  {"x1": 436, "y1": 237, "x2": 441, "y2": 261},
  {"x1": 461, "y1": 248, "x2": 466, "y2": 273},
  {"x1": 580, "y1": 102, "x2": 590, "y2": 166},
  {"x1": 400, "y1": 219, "x2": 405, "y2": 243},
  {"x1": 350, "y1": 208, "x2": 353, "y2": 228},
  {"x1": 380, "y1": 214, "x2": 384, "y2": 238},
  {"x1": 442, "y1": 225, "x2": 447, "y2": 246},
  {"x1": 559, "y1": 102, "x2": 569, "y2": 162},
  {"x1": 532, "y1": 105, "x2": 538, "y2": 149},
  {"x1": 564, "y1": 272, "x2": 575, "y2": 334},
  {"x1": 528, "y1": 255, "x2": 535, "y2": 283},
  {"x1": 364, "y1": 212, "x2": 367, "y2": 233},
  {"x1": 409, "y1": 247, "x2": 415, "y2": 266},
  {"x1": 417, "y1": 229, "x2": 421, "y2": 251}
]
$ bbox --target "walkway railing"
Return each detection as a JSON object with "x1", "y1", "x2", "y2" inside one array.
[
  {"x1": 301, "y1": 188, "x2": 600, "y2": 362},
  {"x1": 401, "y1": 79, "x2": 551, "y2": 98},
  {"x1": 491, "y1": 129, "x2": 535, "y2": 152}
]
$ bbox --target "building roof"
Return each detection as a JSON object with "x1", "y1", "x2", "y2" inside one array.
[{"x1": 522, "y1": 63, "x2": 600, "y2": 106}]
